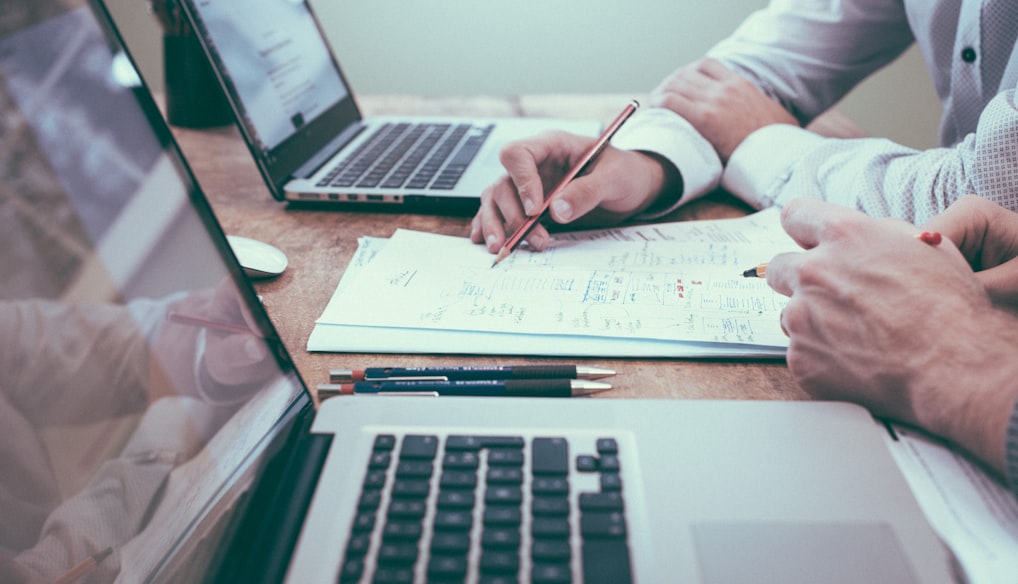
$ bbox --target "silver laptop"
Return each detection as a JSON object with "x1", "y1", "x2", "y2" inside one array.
[
  {"x1": 0, "y1": 2, "x2": 958, "y2": 583},
  {"x1": 176, "y1": 0, "x2": 600, "y2": 210}
]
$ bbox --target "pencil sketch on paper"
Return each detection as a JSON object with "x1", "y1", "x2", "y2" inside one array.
[{"x1": 317, "y1": 211, "x2": 798, "y2": 348}]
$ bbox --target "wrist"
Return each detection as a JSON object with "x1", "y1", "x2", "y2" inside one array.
[{"x1": 916, "y1": 312, "x2": 1018, "y2": 475}]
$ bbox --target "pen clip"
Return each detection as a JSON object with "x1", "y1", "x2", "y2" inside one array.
[{"x1": 363, "y1": 375, "x2": 450, "y2": 382}]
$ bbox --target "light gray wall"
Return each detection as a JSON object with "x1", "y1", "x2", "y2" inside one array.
[{"x1": 106, "y1": 0, "x2": 942, "y2": 148}]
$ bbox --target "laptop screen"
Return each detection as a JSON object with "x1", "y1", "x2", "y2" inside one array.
[
  {"x1": 0, "y1": 1, "x2": 307, "y2": 582},
  {"x1": 184, "y1": 0, "x2": 348, "y2": 153},
  {"x1": 182, "y1": 0, "x2": 362, "y2": 195}
]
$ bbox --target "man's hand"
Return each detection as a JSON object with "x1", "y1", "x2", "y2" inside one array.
[
  {"x1": 924, "y1": 194, "x2": 1018, "y2": 310},
  {"x1": 470, "y1": 131, "x2": 678, "y2": 253},
  {"x1": 764, "y1": 198, "x2": 1018, "y2": 476},
  {"x1": 649, "y1": 57, "x2": 797, "y2": 162}
]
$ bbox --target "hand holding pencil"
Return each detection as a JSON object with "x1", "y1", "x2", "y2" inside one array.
[{"x1": 471, "y1": 101, "x2": 681, "y2": 260}]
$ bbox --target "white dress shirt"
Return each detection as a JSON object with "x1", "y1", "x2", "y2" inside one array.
[{"x1": 614, "y1": 0, "x2": 1018, "y2": 225}]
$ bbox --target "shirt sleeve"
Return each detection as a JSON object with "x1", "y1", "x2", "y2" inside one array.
[
  {"x1": 706, "y1": 0, "x2": 914, "y2": 125},
  {"x1": 1007, "y1": 394, "x2": 1018, "y2": 499},
  {"x1": 721, "y1": 87, "x2": 1018, "y2": 224},
  {"x1": 609, "y1": 107, "x2": 723, "y2": 219}
]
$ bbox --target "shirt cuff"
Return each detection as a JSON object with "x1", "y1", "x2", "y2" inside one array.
[
  {"x1": 1006, "y1": 394, "x2": 1018, "y2": 498},
  {"x1": 721, "y1": 124, "x2": 826, "y2": 209},
  {"x1": 610, "y1": 107, "x2": 722, "y2": 218}
]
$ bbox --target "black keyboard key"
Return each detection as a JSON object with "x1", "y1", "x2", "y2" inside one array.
[
  {"x1": 434, "y1": 510, "x2": 473, "y2": 531},
  {"x1": 532, "y1": 438, "x2": 568, "y2": 475},
  {"x1": 372, "y1": 566, "x2": 414, "y2": 584},
  {"x1": 599, "y1": 455, "x2": 620, "y2": 472},
  {"x1": 437, "y1": 490, "x2": 475, "y2": 509},
  {"x1": 481, "y1": 527, "x2": 521, "y2": 548},
  {"x1": 532, "y1": 562, "x2": 572, "y2": 584},
  {"x1": 532, "y1": 496, "x2": 570, "y2": 516},
  {"x1": 391, "y1": 479, "x2": 430, "y2": 499},
  {"x1": 428, "y1": 555, "x2": 468, "y2": 579},
  {"x1": 485, "y1": 485, "x2": 523, "y2": 505},
  {"x1": 443, "y1": 451, "x2": 480, "y2": 469},
  {"x1": 440, "y1": 470, "x2": 478, "y2": 489},
  {"x1": 364, "y1": 470, "x2": 386, "y2": 489},
  {"x1": 488, "y1": 449, "x2": 525, "y2": 466},
  {"x1": 359, "y1": 490, "x2": 382, "y2": 510},
  {"x1": 387, "y1": 500, "x2": 426, "y2": 519},
  {"x1": 582, "y1": 539, "x2": 633, "y2": 584},
  {"x1": 479, "y1": 575, "x2": 519, "y2": 584},
  {"x1": 374, "y1": 435, "x2": 397, "y2": 453},
  {"x1": 480, "y1": 550, "x2": 519, "y2": 573},
  {"x1": 395, "y1": 460, "x2": 433, "y2": 478},
  {"x1": 580, "y1": 511, "x2": 627, "y2": 538},
  {"x1": 377, "y1": 542, "x2": 419, "y2": 565},
  {"x1": 351, "y1": 512, "x2": 376, "y2": 533},
  {"x1": 532, "y1": 477, "x2": 568, "y2": 496},
  {"x1": 600, "y1": 473, "x2": 623, "y2": 492},
  {"x1": 338, "y1": 558, "x2": 363, "y2": 582},
  {"x1": 446, "y1": 435, "x2": 525, "y2": 451},
  {"x1": 382, "y1": 521, "x2": 423, "y2": 541},
  {"x1": 575, "y1": 455, "x2": 598, "y2": 472},
  {"x1": 531, "y1": 517, "x2": 570, "y2": 539},
  {"x1": 369, "y1": 451, "x2": 392, "y2": 469},
  {"x1": 596, "y1": 438, "x2": 618, "y2": 454},
  {"x1": 531, "y1": 539, "x2": 571, "y2": 561},
  {"x1": 400, "y1": 435, "x2": 438, "y2": 459},
  {"x1": 483, "y1": 506, "x2": 522, "y2": 526},
  {"x1": 487, "y1": 467, "x2": 523, "y2": 484},
  {"x1": 579, "y1": 492, "x2": 624, "y2": 512},
  {"x1": 346, "y1": 533, "x2": 372, "y2": 558},
  {"x1": 430, "y1": 532, "x2": 471, "y2": 554}
]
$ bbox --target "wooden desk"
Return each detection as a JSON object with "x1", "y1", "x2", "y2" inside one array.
[{"x1": 171, "y1": 95, "x2": 805, "y2": 403}]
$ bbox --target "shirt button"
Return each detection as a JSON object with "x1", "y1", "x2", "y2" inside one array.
[{"x1": 961, "y1": 47, "x2": 977, "y2": 63}]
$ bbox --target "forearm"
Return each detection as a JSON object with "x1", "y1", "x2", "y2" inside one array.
[
  {"x1": 707, "y1": 0, "x2": 913, "y2": 124},
  {"x1": 610, "y1": 108, "x2": 722, "y2": 219}
]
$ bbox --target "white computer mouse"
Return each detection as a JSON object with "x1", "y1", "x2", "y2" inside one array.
[{"x1": 226, "y1": 235, "x2": 288, "y2": 278}]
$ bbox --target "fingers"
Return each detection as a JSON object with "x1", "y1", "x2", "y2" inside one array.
[
  {"x1": 763, "y1": 251, "x2": 800, "y2": 297},
  {"x1": 470, "y1": 132, "x2": 664, "y2": 254},
  {"x1": 778, "y1": 198, "x2": 877, "y2": 250}
]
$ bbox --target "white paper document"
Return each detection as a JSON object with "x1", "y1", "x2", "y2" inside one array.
[
  {"x1": 884, "y1": 425, "x2": 1018, "y2": 584},
  {"x1": 309, "y1": 210, "x2": 797, "y2": 356}
]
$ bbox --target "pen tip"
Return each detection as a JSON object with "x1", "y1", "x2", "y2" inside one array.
[{"x1": 490, "y1": 247, "x2": 510, "y2": 268}]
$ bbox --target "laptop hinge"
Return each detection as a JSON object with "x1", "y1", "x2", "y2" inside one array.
[
  {"x1": 210, "y1": 406, "x2": 333, "y2": 583},
  {"x1": 293, "y1": 124, "x2": 365, "y2": 180}
]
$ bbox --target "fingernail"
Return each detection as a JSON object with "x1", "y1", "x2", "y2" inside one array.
[
  {"x1": 523, "y1": 198, "x2": 535, "y2": 215},
  {"x1": 486, "y1": 234, "x2": 498, "y2": 249},
  {"x1": 552, "y1": 199, "x2": 573, "y2": 222}
]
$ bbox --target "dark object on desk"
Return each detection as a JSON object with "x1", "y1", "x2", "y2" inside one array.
[
  {"x1": 163, "y1": 32, "x2": 232, "y2": 128},
  {"x1": 317, "y1": 379, "x2": 612, "y2": 398},
  {"x1": 330, "y1": 364, "x2": 617, "y2": 382}
]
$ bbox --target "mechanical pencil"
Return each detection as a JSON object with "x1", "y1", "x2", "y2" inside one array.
[
  {"x1": 317, "y1": 378, "x2": 611, "y2": 398},
  {"x1": 330, "y1": 365, "x2": 616, "y2": 382}
]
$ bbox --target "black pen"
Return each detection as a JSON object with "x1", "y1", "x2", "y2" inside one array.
[
  {"x1": 330, "y1": 365, "x2": 616, "y2": 383},
  {"x1": 317, "y1": 379, "x2": 612, "y2": 398}
]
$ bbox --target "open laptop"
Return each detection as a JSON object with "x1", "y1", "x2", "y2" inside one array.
[
  {"x1": 0, "y1": 2, "x2": 960, "y2": 583},
  {"x1": 175, "y1": 0, "x2": 600, "y2": 210}
]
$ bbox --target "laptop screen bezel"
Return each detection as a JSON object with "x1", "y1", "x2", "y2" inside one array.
[{"x1": 178, "y1": 0, "x2": 362, "y2": 201}]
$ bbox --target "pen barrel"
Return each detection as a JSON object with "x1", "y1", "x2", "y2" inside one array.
[
  {"x1": 353, "y1": 379, "x2": 574, "y2": 397},
  {"x1": 364, "y1": 365, "x2": 576, "y2": 381}
]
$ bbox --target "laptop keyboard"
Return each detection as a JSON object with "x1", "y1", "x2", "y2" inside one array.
[
  {"x1": 317, "y1": 122, "x2": 494, "y2": 192},
  {"x1": 338, "y1": 433, "x2": 634, "y2": 583}
]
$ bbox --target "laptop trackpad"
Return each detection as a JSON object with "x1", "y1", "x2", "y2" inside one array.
[{"x1": 692, "y1": 522, "x2": 918, "y2": 584}]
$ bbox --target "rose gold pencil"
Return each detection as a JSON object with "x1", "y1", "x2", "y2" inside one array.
[{"x1": 491, "y1": 100, "x2": 640, "y2": 267}]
